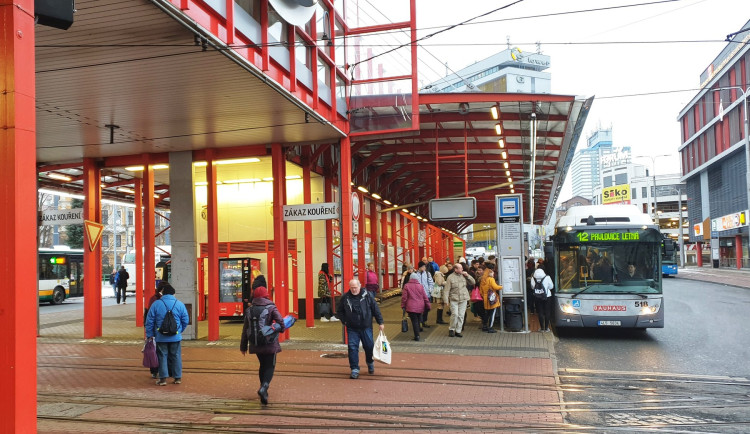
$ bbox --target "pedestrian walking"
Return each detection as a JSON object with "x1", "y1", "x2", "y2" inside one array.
[
  {"x1": 531, "y1": 268, "x2": 554, "y2": 332},
  {"x1": 336, "y1": 279, "x2": 385, "y2": 379},
  {"x1": 144, "y1": 282, "x2": 167, "y2": 378},
  {"x1": 432, "y1": 265, "x2": 449, "y2": 324},
  {"x1": 414, "y1": 261, "x2": 434, "y2": 329},
  {"x1": 401, "y1": 272, "x2": 431, "y2": 341},
  {"x1": 109, "y1": 271, "x2": 117, "y2": 297},
  {"x1": 145, "y1": 283, "x2": 190, "y2": 386},
  {"x1": 317, "y1": 263, "x2": 337, "y2": 322},
  {"x1": 240, "y1": 286, "x2": 285, "y2": 405},
  {"x1": 365, "y1": 262, "x2": 379, "y2": 295},
  {"x1": 116, "y1": 265, "x2": 129, "y2": 304},
  {"x1": 479, "y1": 263, "x2": 502, "y2": 333},
  {"x1": 442, "y1": 263, "x2": 474, "y2": 337}
]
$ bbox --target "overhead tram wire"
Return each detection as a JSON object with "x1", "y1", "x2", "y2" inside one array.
[
  {"x1": 359, "y1": 0, "x2": 474, "y2": 94},
  {"x1": 35, "y1": 38, "x2": 740, "y2": 51},
  {"x1": 336, "y1": 0, "x2": 686, "y2": 41},
  {"x1": 349, "y1": 0, "x2": 526, "y2": 71}
]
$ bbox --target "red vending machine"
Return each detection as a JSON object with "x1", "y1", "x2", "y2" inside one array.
[{"x1": 218, "y1": 257, "x2": 261, "y2": 319}]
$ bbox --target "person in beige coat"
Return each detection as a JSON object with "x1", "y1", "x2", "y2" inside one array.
[{"x1": 442, "y1": 263, "x2": 474, "y2": 337}]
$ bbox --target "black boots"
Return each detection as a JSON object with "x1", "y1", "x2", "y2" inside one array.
[
  {"x1": 258, "y1": 383, "x2": 269, "y2": 405},
  {"x1": 436, "y1": 309, "x2": 447, "y2": 324}
]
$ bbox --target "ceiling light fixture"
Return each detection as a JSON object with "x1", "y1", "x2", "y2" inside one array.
[
  {"x1": 372, "y1": 193, "x2": 382, "y2": 200},
  {"x1": 285, "y1": 175, "x2": 301, "y2": 180},
  {"x1": 152, "y1": 164, "x2": 169, "y2": 170},
  {"x1": 490, "y1": 104, "x2": 499, "y2": 120},
  {"x1": 495, "y1": 123, "x2": 502, "y2": 135},
  {"x1": 357, "y1": 186, "x2": 369, "y2": 193},
  {"x1": 503, "y1": 162, "x2": 509, "y2": 169},
  {"x1": 47, "y1": 172, "x2": 73, "y2": 181},
  {"x1": 498, "y1": 138, "x2": 505, "y2": 148},
  {"x1": 383, "y1": 199, "x2": 392, "y2": 205},
  {"x1": 501, "y1": 151, "x2": 507, "y2": 159},
  {"x1": 125, "y1": 166, "x2": 145, "y2": 171},
  {"x1": 505, "y1": 170, "x2": 510, "y2": 176},
  {"x1": 117, "y1": 187, "x2": 135, "y2": 194},
  {"x1": 508, "y1": 177, "x2": 513, "y2": 183},
  {"x1": 262, "y1": 177, "x2": 274, "y2": 181}
]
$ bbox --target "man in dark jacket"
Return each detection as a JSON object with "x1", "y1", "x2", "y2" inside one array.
[
  {"x1": 336, "y1": 279, "x2": 384, "y2": 379},
  {"x1": 240, "y1": 286, "x2": 285, "y2": 405},
  {"x1": 116, "y1": 265, "x2": 129, "y2": 304}
]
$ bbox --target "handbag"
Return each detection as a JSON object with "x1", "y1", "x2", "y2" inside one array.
[
  {"x1": 401, "y1": 308, "x2": 409, "y2": 333},
  {"x1": 141, "y1": 338, "x2": 158, "y2": 369},
  {"x1": 488, "y1": 289, "x2": 499, "y2": 305},
  {"x1": 319, "y1": 301, "x2": 331, "y2": 317},
  {"x1": 470, "y1": 287, "x2": 483, "y2": 302},
  {"x1": 373, "y1": 331, "x2": 392, "y2": 364}
]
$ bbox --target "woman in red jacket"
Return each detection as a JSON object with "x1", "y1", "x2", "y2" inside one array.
[{"x1": 401, "y1": 272, "x2": 431, "y2": 341}]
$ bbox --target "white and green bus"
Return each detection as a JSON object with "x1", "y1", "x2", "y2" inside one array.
[{"x1": 38, "y1": 247, "x2": 84, "y2": 304}]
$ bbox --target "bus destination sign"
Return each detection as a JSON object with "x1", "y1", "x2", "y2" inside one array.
[{"x1": 576, "y1": 232, "x2": 640, "y2": 242}]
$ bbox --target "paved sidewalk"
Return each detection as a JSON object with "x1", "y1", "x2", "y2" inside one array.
[
  {"x1": 676, "y1": 265, "x2": 750, "y2": 289},
  {"x1": 37, "y1": 293, "x2": 560, "y2": 431}
]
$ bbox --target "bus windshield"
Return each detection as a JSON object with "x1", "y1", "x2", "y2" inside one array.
[{"x1": 556, "y1": 234, "x2": 662, "y2": 295}]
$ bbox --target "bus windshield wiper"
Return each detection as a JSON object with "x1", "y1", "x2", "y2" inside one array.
[{"x1": 572, "y1": 286, "x2": 593, "y2": 298}]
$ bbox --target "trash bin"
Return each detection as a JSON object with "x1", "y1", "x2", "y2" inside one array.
[{"x1": 504, "y1": 298, "x2": 523, "y2": 332}]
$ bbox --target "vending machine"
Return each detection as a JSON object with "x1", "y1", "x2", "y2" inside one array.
[{"x1": 218, "y1": 257, "x2": 261, "y2": 319}]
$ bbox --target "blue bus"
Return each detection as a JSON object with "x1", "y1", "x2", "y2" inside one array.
[{"x1": 661, "y1": 236, "x2": 678, "y2": 277}]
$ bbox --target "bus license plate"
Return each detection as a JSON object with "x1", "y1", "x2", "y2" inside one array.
[{"x1": 598, "y1": 321, "x2": 621, "y2": 326}]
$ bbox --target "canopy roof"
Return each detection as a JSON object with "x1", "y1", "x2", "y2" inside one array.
[{"x1": 349, "y1": 93, "x2": 593, "y2": 231}]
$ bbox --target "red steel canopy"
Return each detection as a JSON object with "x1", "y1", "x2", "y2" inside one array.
[{"x1": 349, "y1": 92, "x2": 593, "y2": 232}]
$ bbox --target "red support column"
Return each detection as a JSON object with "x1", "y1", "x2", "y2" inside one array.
[
  {"x1": 340, "y1": 138, "x2": 355, "y2": 286},
  {"x1": 83, "y1": 158, "x2": 103, "y2": 339},
  {"x1": 357, "y1": 194, "x2": 366, "y2": 283},
  {"x1": 697, "y1": 242, "x2": 703, "y2": 267},
  {"x1": 143, "y1": 159, "x2": 156, "y2": 310},
  {"x1": 206, "y1": 149, "x2": 220, "y2": 341},
  {"x1": 325, "y1": 177, "x2": 334, "y2": 274},
  {"x1": 381, "y1": 208, "x2": 389, "y2": 290},
  {"x1": 0, "y1": 0, "x2": 37, "y2": 426},
  {"x1": 736, "y1": 235, "x2": 742, "y2": 270},
  {"x1": 391, "y1": 211, "x2": 397, "y2": 287},
  {"x1": 303, "y1": 163, "x2": 314, "y2": 327},
  {"x1": 272, "y1": 143, "x2": 289, "y2": 340},
  {"x1": 134, "y1": 179, "x2": 144, "y2": 326}
]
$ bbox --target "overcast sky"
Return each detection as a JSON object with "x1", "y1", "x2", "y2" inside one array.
[{"x1": 393, "y1": 0, "x2": 748, "y2": 202}]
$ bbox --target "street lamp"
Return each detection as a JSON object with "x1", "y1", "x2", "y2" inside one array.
[
  {"x1": 634, "y1": 154, "x2": 671, "y2": 228},
  {"x1": 714, "y1": 86, "x2": 750, "y2": 230}
]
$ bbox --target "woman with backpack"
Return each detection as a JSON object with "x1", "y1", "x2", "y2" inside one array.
[
  {"x1": 240, "y1": 286, "x2": 285, "y2": 405},
  {"x1": 531, "y1": 268, "x2": 554, "y2": 332}
]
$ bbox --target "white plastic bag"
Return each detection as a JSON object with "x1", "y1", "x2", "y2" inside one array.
[{"x1": 373, "y1": 330, "x2": 392, "y2": 365}]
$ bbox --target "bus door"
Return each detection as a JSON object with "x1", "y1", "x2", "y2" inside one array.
[{"x1": 69, "y1": 259, "x2": 83, "y2": 296}]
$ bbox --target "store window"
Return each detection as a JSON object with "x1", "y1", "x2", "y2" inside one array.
[{"x1": 295, "y1": 32, "x2": 312, "y2": 69}]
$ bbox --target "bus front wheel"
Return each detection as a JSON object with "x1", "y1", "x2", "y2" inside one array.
[{"x1": 51, "y1": 287, "x2": 65, "y2": 305}]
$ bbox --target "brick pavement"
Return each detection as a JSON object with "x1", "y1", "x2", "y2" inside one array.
[
  {"x1": 36, "y1": 266, "x2": 748, "y2": 431},
  {"x1": 37, "y1": 291, "x2": 560, "y2": 431}
]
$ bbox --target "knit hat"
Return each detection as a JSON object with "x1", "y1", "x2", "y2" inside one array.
[{"x1": 253, "y1": 286, "x2": 269, "y2": 299}]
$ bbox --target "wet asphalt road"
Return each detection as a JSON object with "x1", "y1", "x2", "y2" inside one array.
[{"x1": 554, "y1": 277, "x2": 750, "y2": 432}]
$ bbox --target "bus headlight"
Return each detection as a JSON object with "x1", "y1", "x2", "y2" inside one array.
[
  {"x1": 640, "y1": 305, "x2": 659, "y2": 315},
  {"x1": 561, "y1": 303, "x2": 577, "y2": 314}
]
